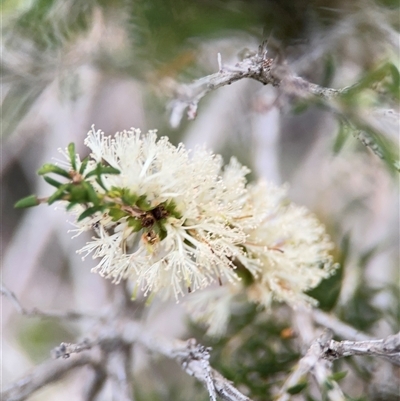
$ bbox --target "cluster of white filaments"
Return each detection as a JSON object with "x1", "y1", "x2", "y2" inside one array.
[{"x1": 71, "y1": 127, "x2": 337, "y2": 317}]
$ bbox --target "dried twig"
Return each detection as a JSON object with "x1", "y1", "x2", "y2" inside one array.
[
  {"x1": 168, "y1": 44, "x2": 345, "y2": 127},
  {"x1": 1, "y1": 354, "x2": 101, "y2": 401},
  {"x1": 324, "y1": 333, "x2": 400, "y2": 366},
  {"x1": 168, "y1": 44, "x2": 399, "y2": 171},
  {"x1": 121, "y1": 323, "x2": 253, "y2": 401},
  {"x1": 51, "y1": 339, "x2": 94, "y2": 359},
  {"x1": 311, "y1": 308, "x2": 374, "y2": 341},
  {"x1": 4, "y1": 284, "x2": 398, "y2": 401},
  {"x1": 1, "y1": 282, "x2": 101, "y2": 321},
  {"x1": 312, "y1": 309, "x2": 400, "y2": 365},
  {"x1": 83, "y1": 365, "x2": 108, "y2": 401},
  {"x1": 276, "y1": 330, "x2": 345, "y2": 401},
  {"x1": 105, "y1": 345, "x2": 134, "y2": 401},
  {"x1": 181, "y1": 339, "x2": 217, "y2": 401},
  {"x1": 2, "y1": 285, "x2": 252, "y2": 401}
]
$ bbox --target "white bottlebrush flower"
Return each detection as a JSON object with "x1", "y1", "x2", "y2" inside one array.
[
  {"x1": 63, "y1": 126, "x2": 335, "y2": 311},
  {"x1": 74, "y1": 126, "x2": 253, "y2": 300},
  {"x1": 184, "y1": 285, "x2": 243, "y2": 336},
  {"x1": 242, "y1": 181, "x2": 336, "y2": 308},
  {"x1": 185, "y1": 181, "x2": 337, "y2": 335}
]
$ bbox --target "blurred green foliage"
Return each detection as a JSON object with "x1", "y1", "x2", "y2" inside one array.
[
  {"x1": 17, "y1": 318, "x2": 75, "y2": 363},
  {"x1": 12, "y1": 0, "x2": 91, "y2": 50},
  {"x1": 338, "y1": 246, "x2": 383, "y2": 333},
  {"x1": 129, "y1": 0, "x2": 262, "y2": 65},
  {"x1": 334, "y1": 62, "x2": 400, "y2": 173},
  {"x1": 307, "y1": 233, "x2": 348, "y2": 311},
  {"x1": 189, "y1": 303, "x2": 300, "y2": 400}
]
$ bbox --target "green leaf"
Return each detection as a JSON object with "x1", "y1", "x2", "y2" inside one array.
[
  {"x1": 43, "y1": 176, "x2": 63, "y2": 188},
  {"x1": 14, "y1": 195, "x2": 39, "y2": 208},
  {"x1": 153, "y1": 222, "x2": 168, "y2": 241},
  {"x1": 164, "y1": 200, "x2": 182, "y2": 219},
  {"x1": 329, "y1": 370, "x2": 348, "y2": 382},
  {"x1": 77, "y1": 206, "x2": 104, "y2": 222},
  {"x1": 79, "y1": 157, "x2": 89, "y2": 175},
  {"x1": 66, "y1": 202, "x2": 78, "y2": 211},
  {"x1": 333, "y1": 120, "x2": 350, "y2": 154},
  {"x1": 68, "y1": 143, "x2": 76, "y2": 170},
  {"x1": 130, "y1": 286, "x2": 139, "y2": 301},
  {"x1": 353, "y1": 126, "x2": 399, "y2": 173},
  {"x1": 307, "y1": 261, "x2": 343, "y2": 312},
  {"x1": 387, "y1": 63, "x2": 400, "y2": 99},
  {"x1": 128, "y1": 217, "x2": 142, "y2": 232},
  {"x1": 37, "y1": 163, "x2": 71, "y2": 179},
  {"x1": 99, "y1": 166, "x2": 120, "y2": 175},
  {"x1": 287, "y1": 382, "x2": 308, "y2": 395},
  {"x1": 69, "y1": 185, "x2": 89, "y2": 202},
  {"x1": 158, "y1": 225, "x2": 168, "y2": 241},
  {"x1": 109, "y1": 207, "x2": 128, "y2": 221},
  {"x1": 84, "y1": 163, "x2": 117, "y2": 191},
  {"x1": 81, "y1": 181, "x2": 100, "y2": 206},
  {"x1": 47, "y1": 184, "x2": 69, "y2": 204},
  {"x1": 121, "y1": 190, "x2": 138, "y2": 205},
  {"x1": 85, "y1": 165, "x2": 120, "y2": 179},
  {"x1": 136, "y1": 195, "x2": 152, "y2": 211},
  {"x1": 82, "y1": 165, "x2": 100, "y2": 179},
  {"x1": 96, "y1": 176, "x2": 107, "y2": 191},
  {"x1": 324, "y1": 379, "x2": 334, "y2": 390},
  {"x1": 343, "y1": 63, "x2": 391, "y2": 99},
  {"x1": 321, "y1": 55, "x2": 336, "y2": 88}
]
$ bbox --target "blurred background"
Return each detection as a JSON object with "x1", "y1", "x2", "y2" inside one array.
[{"x1": 1, "y1": 0, "x2": 399, "y2": 400}]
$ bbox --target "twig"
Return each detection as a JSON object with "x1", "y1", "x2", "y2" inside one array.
[
  {"x1": 4, "y1": 284, "x2": 400, "y2": 401},
  {"x1": 83, "y1": 365, "x2": 108, "y2": 401},
  {"x1": 122, "y1": 323, "x2": 253, "y2": 401},
  {"x1": 181, "y1": 339, "x2": 217, "y2": 401},
  {"x1": 168, "y1": 46, "x2": 345, "y2": 127},
  {"x1": 168, "y1": 45, "x2": 399, "y2": 171},
  {"x1": 311, "y1": 308, "x2": 374, "y2": 341},
  {"x1": 311, "y1": 310, "x2": 400, "y2": 365},
  {"x1": 4, "y1": 285, "x2": 250, "y2": 401},
  {"x1": 324, "y1": 332, "x2": 400, "y2": 366},
  {"x1": 1, "y1": 282, "x2": 102, "y2": 321},
  {"x1": 105, "y1": 345, "x2": 134, "y2": 401},
  {"x1": 1, "y1": 354, "x2": 100, "y2": 401},
  {"x1": 276, "y1": 330, "x2": 345, "y2": 401},
  {"x1": 51, "y1": 339, "x2": 94, "y2": 359}
]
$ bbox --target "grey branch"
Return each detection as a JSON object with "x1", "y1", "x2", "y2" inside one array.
[
  {"x1": 122, "y1": 323, "x2": 253, "y2": 401},
  {"x1": 2, "y1": 284, "x2": 252, "y2": 401},
  {"x1": 4, "y1": 283, "x2": 398, "y2": 401},
  {"x1": 311, "y1": 308, "x2": 374, "y2": 341},
  {"x1": 168, "y1": 46, "x2": 344, "y2": 127},
  {"x1": 1, "y1": 282, "x2": 101, "y2": 321},
  {"x1": 105, "y1": 345, "x2": 134, "y2": 401},
  {"x1": 2, "y1": 354, "x2": 101, "y2": 401},
  {"x1": 168, "y1": 45, "x2": 399, "y2": 171},
  {"x1": 324, "y1": 332, "x2": 400, "y2": 366},
  {"x1": 83, "y1": 365, "x2": 108, "y2": 401},
  {"x1": 277, "y1": 326, "x2": 345, "y2": 401},
  {"x1": 40, "y1": 323, "x2": 252, "y2": 401},
  {"x1": 312, "y1": 309, "x2": 400, "y2": 366},
  {"x1": 51, "y1": 339, "x2": 93, "y2": 359}
]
